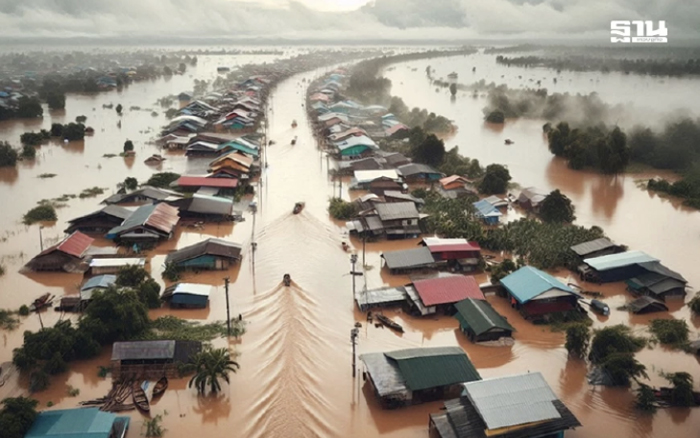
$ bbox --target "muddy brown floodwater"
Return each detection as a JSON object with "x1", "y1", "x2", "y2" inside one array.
[{"x1": 1, "y1": 48, "x2": 700, "y2": 438}]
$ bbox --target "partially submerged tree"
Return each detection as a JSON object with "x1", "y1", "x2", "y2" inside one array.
[
  {"x1": 600, "y1": 352, "x2": 648, "y2": 386},
  {"x1": 0, "y1": 396, "x2": 39, "y2": 438},
  {"x1": 635, "y1": 383, "x2": 657, "y2": 413},
  {"x1": 479, "y1": 164, "x2": 511, "y2": 194},
  {"x1": 115, "y1": 104, "x2": 123, "y2": 114},
  {"x1": 485, "y1": 110, "x2": 505, "y2": 123},
  {"x1": 146, "y1": 172, "x2": 180, "y2": 188},
  {"x1": 188, "y1": 347, "x2": 240, "y2": 394},
  {"x1": 539, "y1": 190, "x2": 576, "y2": 223},
  {"x1": 46, "y1": 92, "x2": 66, "y2": 110},
  {"x1": 662, "y1": 372, "x2": 696, "y2": 407},
  {"x1": 23, "y1": 204, "x2": 57, "y2": 225},
  {"x1": 412, "y1": 133, "x2": 445, "y2": 167},
  {"x1": 123, "y1": 140, "x2": 134, "y2": 153},
  {"x1": 565, "y1": 323, "x2": 591, "y2": 359},
  {"x1": 0, "y1": 142, "x2": 18, "y2": 167},
  {"x1": 649, "y1": 319, "x2": 689, "y2": 347},
  {"x1": 589, "y1": 325, "x2": 646, "y2": 364},
  {"x1": 328, "y1": 197, "x2": 357, "y2": 220},
  {"x1": 123, "y1": 177, "x2": 138, "y2": 191}
]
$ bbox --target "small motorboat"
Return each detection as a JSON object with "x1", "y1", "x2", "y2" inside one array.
[
  {"x1": 504, "y1": 139, "x2": 514, "y2": 145},
  {"x1": 341, "y1": 242, "x2": 349, "y2": 252},
  {"x1": 293, "y1": 202, "x2": 305, "y2": 214},
  {"x1": 291, "y1": 136, "x2": 297, "y2": 145},
  {"x1": 132, "y1": 383, "x2": 150, "y2": 413},
  {"x1": 283, "y1": 274, "x2": 291, "y2": 287},
  {"x1": 375, "y1": 314, "x2": 404, "y2": 333},
  {"x1": 152, "y1": 376, "x2": 168, "y2": 398},
  {"x1": 30, "y1": 293, "x2": 54, "y2": 312},
  {"x1": 144, "y1": 154, "x2": 165, "y2": 165},
  {"x1": 291, "y1": 120, "x2": 298, "y2": 128}
]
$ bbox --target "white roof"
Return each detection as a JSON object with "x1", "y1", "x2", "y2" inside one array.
[
  {"x1": 186, "y1": 141, "x2": 219, "y2": 150},
  {"x1": 172, "y1": 283, "x2": 213, "y2": 297},
  {"x1": 170, "y1": 115, "x2": 208, "y2": 126},
  {"x1": 334, "y1": 135, "x2": 378, "y2": 150},
  {"x1": 353, "y1": 169, "x2": 400, "y2": 184},
  {"x1": 89, "y1": 258, "x2": 146, "y2": 268}
]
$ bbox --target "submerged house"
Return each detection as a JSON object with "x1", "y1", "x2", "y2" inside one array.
[
  {"x1": 80, "y1": 274, "x2": 117, "y2": 303},
  {"x1": 352, "y1": 169, "x2": 401, "y2": 191},
  {"x1": 454, "y1": 298, "x2": 514, "y2": 343},
  {"x1": 209, "y1": 151, "x2": 254, "y2": 177},
  {"x1": 420, "y1": 237, "x2": 481, "y2": 271},
  {"x1": 172, "y1": 175, "x2": 239, "y2": 191},
  {"x1": 334, "y1": 135, "x2": 379, "y2": 158},
  {"x1": 165, "y1": 238, "x2": 243, "y2": 271},
  {"x1": 88, "y1": 258, "x2": 146, "y2": 275},
  {"x1": 65, "y1": 205, "x2": 134, "y2": 234},
  {"x1": 406, "y1": 275, "x2": 485, "y2": 316},
  {"x1": 381, "y1": 247, "x2": 436, "y2": 274},
  {"x1": 501, "y1": 266, "x2": 582, "y2": 320},
  {"x1": 161, "y1": 283, "x2": 212, "y2": 309},
  {"x1": 570, "y1": 237, "x2": 625, "y2": 261},
  {"x1": 517, "y1": 187, "x2": 547, "y2": 211},
  {"x1": 473, "y1": 198, "x2": 502, "y2": 225},
  {"x1": 397, "y1": 163, "x2": 444, "y2": 182},
  {"x1": 361, "y1": 346, "x2": 481, "y2": 409},
  {"x1": 429, "y1": 372, "x2": 581, "y2": 438},
  {"x1": 25, "y1": 232, "x2": 94, "y2": 272},
  {"x1": 102, "y1": 186, "x2": 183, "y2": 205},
  {"x1": 626, "y1": 295, "x2": 669, "y2": 314},
  {"x1": 626, "y1": 263, "x2": 688, "y2": 301},
  {"x1": 355, "y1": 286, "x2": 408, "y2": 312},
  {"x1": 24, "y1": 408, "x2": 130, "y2": 438},
  {"x1": 437, "y1": 175, "x2": 476, "y2": 199},
  {"x1": 374, "y1": 202, "x2": 421, "y2": 239},
  {"x1": 110, "y1": 340, "x2": 202, "y2": 379},
  {"x1": 106, "y1": 203, "x2": 180, "y2": 245},
  {"x1": 168, "y1": 194, "x2": 238, "y2": 221}
]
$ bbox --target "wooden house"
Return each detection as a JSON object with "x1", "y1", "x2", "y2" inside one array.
[
  {"x1": 500, "y1": 266, "x2": 582, "y2": 321},
  {"x1": 361, "y1": 346, "x2": 481, "y2": 409},
  {"x1": 25, "y1": 232, "x2": 94, "y2": 272},
  {"x1": 420, "y1": 237, "x2": 481, "y2": 270},
  {"x1": 437, "y1": 175, "x2": 477, "y2": 199},
  {"x1": 165, "y1": 238, "x2": 242, "y2": 271},
  {"x1": 106, "y1": 203, "x2": 180, "y2": 245},
  {"x1": 570, "y1": 237, "x2": 625, "y2": 261},
  {"x1": 65, "y1": 206, "x2": 133, "y2": 234},
  {"x1": 397, "y1": 163, "x2": 444, "y2": 182},
  {"x1": 110, "y1": 340, "x2": 202, "y2": 379},
  {"x1": 161, "y1": 283, "x2": 212, "y2": 309},
  {"x1": 626, "y1": 262, "x2": 687, "y2": 301},
  {"x1": 167, "y1": 194, "x2": 237, "y2": 221},
  {"x1": 374, "y1": 202, "x2": 421, "y2": 239},
  {"x1": 454, "y1": 299, "x2": 514, "y2": 343},
  {"x1": 579, "y1": 250, "x2": 659, "y2": 283},
  {"x1": 406, "y1": 275, "x2": 485, "y2": 316},
  {"x1": 335, "y1": 135, "x2": 379, "y2": 158},
  {"x1": 516, "y1": 187, "x2": 547, "y2": 211}
]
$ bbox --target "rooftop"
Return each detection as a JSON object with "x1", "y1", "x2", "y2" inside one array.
[
  {"x1": 500, "y1": 266, "x2": 577, "y2": 304},
  {"x1": 454, "y1": 298, "x2": 515, "y2": 336},
  {"x1": 165, "y1": 238, "x2": 243, "y2": 265},
  {"x1": 37, "y1": 231, "x2": 94, "y2": 258},
  {"x1": 353, "y1": 169, "x2": 400, "y2": 184},
  {"x1": 397, "y1": 163, "x2": 443, "y2": 177},
  {"x1": 175, "y1": 175, "x2": 239, "y2": 189},
  {"x1": 570, "y1": 237, "x2": 617, "y2": 257},
  {"x1": 413, "y1": 275, "x2": 485, "y2": 306},
  {"x1": 382, "y1": 247, "x2": 435, "y2": 270},
  {"x1": 25, "y1": 408, "x2": 128, "y2": 438},
  {"x1": 584, "y1": 250, "x2": 659, "y2": 271},
  {"x1": 421, "y1": 237, "x2": 481, "y2": 253},
  {"x1": 107, "y1": 202, "x2": 180, "y2": 237},
  {"x1": 375, "y1": 202, "x2": 419, "y2": 221}
]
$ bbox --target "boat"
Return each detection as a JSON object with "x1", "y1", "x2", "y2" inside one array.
[
  {"x1": 291, "y1": 120, "x2": 298, "y2": 128},
  {"x1": 291, "y1": 135, "x2": 297, "y2": 145},
  {"x1": 132, "y1": 383, "x2": 150, "y2": 413},
  {"x1": 504, "y1": 139, "x2": 514, "y2": 145},
  {"x1": 30, "y1": 293, "x2": 54, "y2": 312},
  {"x1": 375, "y1": 314, "x2": 404, "y2": 333},
  {"x1": 293, "y1": 202, "x2": 305, "y2": 214},
  {"x1": 283, "y1": 274, "x2": 291, "y2": 287},
  {"x1": 152, "y1": 377, "x2": 168, "y2": 398}
]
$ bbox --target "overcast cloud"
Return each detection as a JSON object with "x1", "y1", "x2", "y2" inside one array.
[{"x1": 0, "y1": 0, "x2": 697, "y2": 42}]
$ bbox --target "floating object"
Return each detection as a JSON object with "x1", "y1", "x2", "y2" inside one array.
[
  {"x1": 293, "y1": 202, "x2": 305, "y2": 214},
  {"x1": 283, "y1": 274, "x2": 291, "y2": 287},
  {"x1": 144, "y1": 154, "x2": 165, "y2": 164},
  {"x1": 375, "y1": 314, "x2": 404, "y2": 333},
  {"x1": 504, "y1": 139, "x2": 514, "y2": 145},
  {"x1": 342, "y1": 242, "x2": 349, "y2": 252},
  {"x1": 590, "y1": 299, "x2": 610, "y2": 316},
  {"x1": 291, "y1": 136, "x2": 297, "y2": 145},
  {"x1": 30, "y1": 293, "x2": 54, "y2": 312},
  {"x1": 291, "y1": 120, "x2": 298, "y2": 128},
  {"x1": 152, "y1": 376, "x2": 168, "y2": 398},
  {"x1": 132, "y1": 383, "x2": 150, "y2": 413}
]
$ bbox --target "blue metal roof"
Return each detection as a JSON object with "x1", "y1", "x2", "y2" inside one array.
[
  {"x1": 25, "y1": 408, "x2": 126, "y2": 438},
  {"x1": 81, "y1": 275, "x2": 117, "y2": 292},
  {"x1": 500, "y1": 266, "x2": 576, "y2": 304},
  {"x1": 473, "y1": 199, "x2": 502, "y2": 218},
  {"x1": 583, "y1": 250, "x2": 658, "y2": 271}
]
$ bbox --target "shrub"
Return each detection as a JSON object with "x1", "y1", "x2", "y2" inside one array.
[
  {"x1": 635, "y1": 383, "x2": 657, "y2": 412},
  {"x1": 0, "y1": 142, "x2": 18, "y2": 167},
  {"x1": 565, "y1": 323, "x2": 591, "y2": 359},
  {"x1": 328, "y1": 197, "x2": 357, "y2": 220},
  {"x1": 485, "y1": 110, "x2": 505, "y2": 123},
  {"x1": 600, "y1": 352, "x2": 648, "y2": 386},
  {"x1": 29, "y1": 370, "x2": 50, "y2": 392},
  {"x1": 589, "y1": 325, "x2": 646, "y2": 365},
  {"x1": 21, "y1": 145, "x2": 36, "y2": 160},
  {"x1": 689, "y1": 293, "x2": 700, "y2": 315},
  {"x1": 162, "y1": 263, "x2": 182, "y2": 282},
  {"x1": 123, "y1": 140, "x2": 134, "y2": 152},
  {"x1": 23, "y1": 204, "x2": 57, "y2": 225},
  {"x1": 662, "y1": 372, "x2": 695, "y2": 407},
  {"x1": 146, "y1": 172, "x2": 180, "y2": 188},
  {"x1": 18, "y1": 305, "x2": 29, "y2": 316},
  {"x1": 649, "y1": 319, "x2": 689, "y2": 347}
]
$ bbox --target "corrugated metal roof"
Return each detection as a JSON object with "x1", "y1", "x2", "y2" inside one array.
[
  {"x1": 473, "y1": 199, "x2": 502, "y2": 218},
  {"x1": 382, "y1": 247, "x2": 435, "y2": 270},
  {"x1": 38, "y1": 231, "x2": 94, "y2": 258},
  {"x1": 385, "y1": 346, "x2": 481, "y2": 391},
  {"x1": 107, "y1": 203, "x2": 179, "y2": 237},
  {"x1": 584, "y1": 250, "x2": 658, "y2": 271},
  {"x1": 210, "y1": 152, "x2": 253, "y2": 169},
  {"x1": 353, "y1": 169, "x2": 399, "y2": 184},
  {"x1": 454, "y1": 298, "x2": 515, "y2": 336},
  {"x1": 422, "y1": 237, "x2": 481, "y2": 253},
  {"x1": 169, "y1": 283, "x2": 213, "y2": 297},
  {"x1": 165, "y1": 238, "x2": 242, "y2": 265},
  {"x1": 464, "y1": 372, "x2": 561, "y2": 430},
  {"x1": 175, "y1": 176, "x2": 239, "y2": 188},
  {"x1": 397, "y1": 163, "x2": 442, "y2": 177},
  {"x1": 89, "y1": 258, "x2": 145, "y2": 268},
  {"x1": 111, "y1": 340, "x2": 176, "y2": 361},
  {"x1": 68, "y1": 205, "x2": 134, "y2": 225},
  {"x1": 359, "y1": 352, "x2": 408, "y2": 397},
  {"x1": 383, "y1": 190, "x2": 425, "y2": 204},
  {"x1": 81, "y1": 275, "x2": 117, "y2": 292},
  {"x1": 500, "y1": 266, "x2": 576, "y2": 304},
  {"x1": 187, "y1": 194, "x2": 234, "y2": 216},
  {"x1": 638, "y1": 261, "x2": 687, "y2": 283},
  {"x1": 413, "y1": 275, "x2": 485, "y2": 306},
  {"x1": 570, "y1": 237, "x2": 616, "y2": 257},
  {"x1": 25, "y1": 408, "x2": 119, "y2": 438},
  {"x1": 355, "y1": 286, "x2": 407, "y2": 308},
  {"x1": 375, "y1": 202, "x2": 419, "y2": 221},
  {"x1": 517, "y1": 187, "x2": 547, "y2": 205}
]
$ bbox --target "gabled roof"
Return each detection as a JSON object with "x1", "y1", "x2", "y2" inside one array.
[
  {"x1": 385, "y1": 346, "x2": 481, "y2": 391},
  {"x1": 81, "y1": 275, "x2": 117, "y2": 292},
  {"x1": 440, "y1": 175, "x2": 469, "y2": 188},
  {"x1": 570, "y1": 237, "x2": 617, "y2": 257},
  {"x1": 473, "y1": 199, "x2": 503, "y2": 218},
  {"x1": 354, "y1": 169, "x2": 400, "y2": 184},
  {"x1": 637, "y1": 261, "x2": 687, "y2": 283},
  {"x1": 454, "y1": 298, "x2": 514, "y2": 336},
  {"x1": 186, "y1": 194, "x2": 234, "y2": 216},
  {"x1": 397, "y1": 163, "x2": 443, "y2": 177},
  {"x1": 102, "y1": 186, "x2": 182, "y2": 204},
  {"x1": 107, "y1": 203, "x2": 179, "y2": 237},
  {"x1": 165, "y1": 238, "x2": 242, "y2": 265},
  {"x1": 413, "y1": 275, "x2": 485, "y2": 306},
  {"x1": 517, "y1": 187, "x2": 547, "y2": 206},
  {"x1": 421, "y1": 237, "x2": 481, "y2": 253},
  {"x1": 500, "y1": 266, "x2": 577, "y2": 304},
  {"x1": 112, "y1": 340, "x2": 176, "y2": 361},
  {"x1": 175, "y1": 175, "x2": 239, "y2": 189},
  {"x1": 163, "y1": 283, "x2": 213, "y2": 298},
  {"x1": 382, "y1": 247, "x2": 435, "y2": 270},
  {"x1": 37, "y1": 231, "x2": 94, "y2": 258},
  {"x1": 375, "y1": 202, "x2": 419, "y2": 221},
  {"x1": 583, "y1": 250, "x2": 658, "y2": 271},
  {"x1": 67, "y1": 205, "x2": 133, "y2": 224},
  {"x1": 383, "y1": 190, "x2": 425, "y2": 205},
  {"x1": 25, "y1": 408, "x2": 122, "y2": 438},
  {"x1": 210, "y1": 151, "x2": 253, "y2": 169},
  {"x1": 334, "y1": 135, "x2": 378, "y2": 151}
]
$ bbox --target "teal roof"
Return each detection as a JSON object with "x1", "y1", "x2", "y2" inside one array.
[
  {"x1": 25, "y1": 408, "x2": 124, "y2": 438},
  {"x1": 385, "y1": 346, "x2": 481, "y2": 391},
  {"x1": 583, "y1": 250, "x2": 658, "y2": 271},
  {"x1": 500, "y1": 266, "x2": 576, "y2": 304},
  {"x1": 454, "y1": 298, "x2": 515, "y2": 336},
  {"x1": 218, "y1": 141, "x2": 259, "y2": 157}
]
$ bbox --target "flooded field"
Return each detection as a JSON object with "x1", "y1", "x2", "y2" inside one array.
[{"x1": 1, "y1": 48, "x2": 700, "y2": 438}]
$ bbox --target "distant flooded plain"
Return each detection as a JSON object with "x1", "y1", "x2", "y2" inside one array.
[{"x1": 1, "y1": 48, "x2": 699, "y2": 438}]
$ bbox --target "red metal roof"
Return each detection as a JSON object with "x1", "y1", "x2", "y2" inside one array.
[
  {"x1": 413, "y1": 275, "x2": 485, "y2": 306},
  {"x1": 176, "y1": 176, "x2": 239, "y2": 188},
  {"x1": 145, "y1": 203, "x2": 181, "y2": 234},
  {"x1": 423, "y1": 239, "x2": 481, "y2": 253},
  {"x1": 39, "y1": 231, "x2": 94, "y2": 258}
]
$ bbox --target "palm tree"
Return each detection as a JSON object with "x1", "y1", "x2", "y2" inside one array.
[{"x1": 188, "y1": 347, "x2": 240, "y2": 394}]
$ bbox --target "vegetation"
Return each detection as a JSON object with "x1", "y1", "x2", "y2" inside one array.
[
  {"x1": 689, "y1": 293, "x2": 700, "y2": 315},
  {"x1": 80, "y1": 287, "x2": 150, "y2": 344},
  {"x1": 21, "y1": 145, "x2": 36, "y2": 160},
  {"x1": 78, "y1": 187, "x2": 105, "y2": 198},
  {"x1": 661, "y1": 372, "x2": 696, "y2": 407},
  {"x1": 485, "y1": 110, "x2": 505, "y2": 123},
  {"x1": 629, "y1": 119, "x2": 700, "y2": 171},
  {"x1": 387, "y1": 97, "x2": 453, "y2": 134},
  {"x1": 449, "y1": 83, "x2": 457, "y2": 96},
  {"x1": 123, "y1": 140, "x2": 134, "y2": 153},
  {"x1": 115, "y1": 266, "x2": 162, "y2": 309},
  {"x1": 38, "y1": 173, "x2": 56, "y2": 179},
  {"x1": 144, "y1": 413, "x2": 166, "y2": 437},
  {"x1": 635, "y1": 383, "x2": 657, "y2": 413},
  {"x1": 146, "y1": 172, "x2": 180, "y2": 188},
  {"x1": 123, "y1": 177, "x2": 138, "y2": 191},
  {"x1": 0, "y1": 396, "x2": 39, "y2": 438},
  {"x1": 565, "y1": 323, "x2": 591, "y2": 359},
  {"x1": 20, "y1": 130, "x2": 50, "y2": 146},
  {"x1": 411, "y1": 133, "x2": 445, "y2": 167},
  {"x1": 22, "y1": 204, "x2": 57, "y2": 224},
  {"x1": 600, "y1": 352, "x2": 648, "y2": 386},
  {"x1": 488, "y1": 258, "x2": 516, "y2": 285},
  {"x1": 439, "y1": 147, "x2": 484, "y2": 179},
  {"x1": 328, "y1": 197, "x2": 358, "y2": 220},
  {"x1": 0, "y1": 142, "x2": 18, "y2": 167},
  {"x1": 589, "y1": 325, "x2": 647, "y2": 386},
  {"x1": 16, "y1": 96, "x2": 43, "y2": 119},
  {"x1": 188, "y1": 347, "x2": 240, "y2": 394},
  {"x1": 18, "y1": 305, "x2": 29, "y2": 316},
  {"x1": 49, "y1": 123, "x2": 85, "y2": 141},
  {"x1": 66, "y1": 385, "x2": 80, "y2": 397},
  {"x1": 546, "y1": 122, "x2": 629, "y2": 173},
  {"x1": 648, "y1": 319, "x2": 689, "y2": 348},
  {"x1": 46, "y1": 92, "x2": 66, "y2": 110},
  {"x1": 143, "y1": 316, "x2": 234, "y2": 342},
  {"x1": 76, "y1": 115, "x2": 87, "y2": 123},
  {"x1": 0, "y1": 309, "x2": 19, "y2": 330},
  {"x1": 478, "y1": 164, "x2": 511, "y2": 194},
  {"x1": 539, "y1": 190, "x2": 576, "y2": 223},
  {"x1": 421, "y1": 191, "x2": 481, "y2": 239},
  {"x1": 646, "y1": 165, "x2": 700, "y2": 210},
  {"x1": 162, "y1": 262, "x2": 182, "y2": 282}
]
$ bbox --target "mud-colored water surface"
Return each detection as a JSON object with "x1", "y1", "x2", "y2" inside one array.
[{"x1": 1, "y1": 48, "x2": 700, "y2": 438}]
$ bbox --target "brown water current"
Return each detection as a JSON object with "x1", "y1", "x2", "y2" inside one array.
[{"x1": 1, "y1": 49, "x2": 700, "y2": 438}]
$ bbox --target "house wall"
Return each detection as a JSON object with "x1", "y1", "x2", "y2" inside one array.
[
  {"x1": 521, "y1": 296, "x2": 578, "y2": 317},
  {"x1": 433, "y1": 250, "x2": 481, "y2": 261},
  {"x1": 587, "y1": 265, "x2": 648, "y2": 283},
  {"x1": 27, "y1": 253, "x2": 75, "y2": 271},
  {"x1": 177, "y1": 255, "x2": 234, "y2": 270},
  {"x1": 67, "y1": 217, "x2": 123, "y2": 234}
]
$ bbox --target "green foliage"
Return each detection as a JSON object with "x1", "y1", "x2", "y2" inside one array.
[
  {"x1": 539, "y1": 190, "x2": 576, "y2": 223},
  {"x1": 20, "y1": 131, "x2": 49, "y2": 146},
  {"x1": 485, "y1": 110, "x2": 505, "y2": 123},
  {"x1": 0, "y1": 142, "x2": 18, "y2": 167},
  {"x1": 162, "y1": 263, "x2": 182, "y2": 282},
  {"x1": 18, "y1": 305, "x2": 29, "y2": 316},
  {"x1": 188, "y1": 347, "x2": 240, "y2": 394},
  {"x1": 78, "y1": 187, "x2": 105, "y2": 198},
  {"x1": 116, "y1": 265, "x2": 149, "y2": 288},
  {"x1": 76, "y1": 115, "x2": 87, "y2": 123},
  {"x1": 646, "y1": 164, "x2": 700, "y2": 210},
  {"x1": 489, "y1": 259, "x2": 516, "y2": 285},
  {"x1": 421, "y1": 191, "x2": 481, "y2": 239},
  {"x1": 589, "y1": 325, "x2": 646, "y2": 365},
  {"x1": 689, "y1": 293, "x2": 700, "y2": 315},
  {"x1": 144, "y1": 413, "x2": 167, "y2": 437},
  {"x1": 66, "y1": 385, "x2": 80, "y2": 397},
  {"x1": 43, "y1": 352, "x2": 68, "y2": 375},
  {"x1": 80, "y1": 287, "x2": 150, "y2": 344},
  {"x1": 61, "y1": 123, "x2": 85, "y2": 141},
  {"x1": 146, "y1": 172, "x2": 180, "y2": 188},
  {"x1": 123, "y1": 140, "x2": 134, "y2": 152},
  {"x1": 21, "y1": 145, "x2": 36, "y2": 160},
  {"x1": 629, "y1": 119, "x2": 700, "y2": 171},
  {"x1": 546, "y1": 122, "x2": 629, "y2": 173},
  {"x1": 439, "y1": 147, "x2": 483, "y2": 179},
  {"x1": 328, "y1": 197, "x2": 357, "y2": 220},
  {"x1": 142, "y1": 316, "x2": 230, "y2": 342},
  {"x1": 139, "y1": 278, "x2": 162, "y2": 309},
  {"x1": 0, "y1": 309, "x2": 19, "y2": 330},
  {"x1": 635, "y1": 383, "x2": 657, "y2": 413},
  {"x1": 124, "y1": 177, "x2": 138, "y2": 191},
  {"x1": 17, "y1": 96, "x2": 43, "y2": 119},
  {"x1": 479, "y1": 164, "x2": 511, "y2": 195},
  {"x1": 97, "y1": 365, "x2": 112, "y2": 378},
  {"x1": 50, "y1": 123, "x2": 63, "y2": 137},
  {"x1": 565, "y1": 323, "x2": 591, "y2": 359},
  {"x1": 412, "y1": 134, "x2": 445, "y2": 167},
  {"x1": 600, "y1": 352, "x2": 648, "y2": 386},
  {"x1": 648, "y1": 319, "x2": 689, "y2": 347},
  {"x1": 662, "y1": 372, "x2": 696, "y2": 407},
  {"x1": 28, "y1": 370, "x2": 50, "y2": 393},
  {"x1": 46, "y1": 92, "x2": 66, "y2": 110},
  {"x1": 22, "y1": 204, "x2": 57, "y2": 224},
  {"x1": 0, "y1": 396, "x2": 39, "y2": 438}
]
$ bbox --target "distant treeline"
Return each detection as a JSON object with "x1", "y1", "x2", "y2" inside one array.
[
  {"x1": 495, "y1": 55, "x2": 700, "y2": 77},
  {"x1": 544, "y1": 122, "x2": 629, "y2": 173}
]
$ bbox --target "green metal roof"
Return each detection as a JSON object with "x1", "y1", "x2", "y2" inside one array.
[
  {"x1": 385, "y1": 346, "x2": 481, "y2": 391},
  {"x1": 454, "y1": 299, "x2": 515, "y2": 336},
  {"x1": 25, "y1": 408, "x2": 122, "y2": 438}
]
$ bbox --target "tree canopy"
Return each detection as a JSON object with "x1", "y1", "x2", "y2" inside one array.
[
  {"x1": 412, "y1": 134, "x2": 445, "y2": 167},
  {"x1": 0, "y1": 397, "x2": 38, "y2": 438},
  {"x1": 539, "y1": 190, "x2": 576, "y2": 223},
  {"x1": 79, "y1": 287, "x2": 150, "y2": 344},
  {"x1": 478, "y1": 164, "x2": 511, "y2": 194},
  {"x1": 0, "y1": 142, "x2": 18, "y2": 167},
  {"x1": 123, "y1": 140, "x2": 134, "y2": 152},
  {"x1": 46, "y1": 92, "x2": 66, "y2": 110},
  {"x1": 146, "y1": 172, "x2": 180, "y2": 188},
  {"x1": 188, "y1": 347, "x2": 240, "y2": 394}
]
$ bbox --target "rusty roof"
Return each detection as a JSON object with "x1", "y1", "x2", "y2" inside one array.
[
  {"x1": 175, "y1": 175, "x2": 239, "y2": 189},
  {"x1": 210, "y1": 151, "x2": 253, "y2": 169},
  {"x1": 38, "y1": 231, "x2": 94, "y2": 258},
  {"x1": 413, "y1": 275, "x2": 485, "y2": 306},
  {"x1": 107, "y1": 203, "x2": 179, "y2": 237}
]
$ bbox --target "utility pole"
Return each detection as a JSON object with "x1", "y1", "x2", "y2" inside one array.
[
  {"x1": 351, "y1": 324, "x2": 360, "y2": 378},
  {"x1": 224, "y1": 277, "x2": 231, "y2": 337},
  {"x1": 350, "y1": 254, "x2": 358, "y2": 297},
  {"x1": 362, "y1": 235, "x2": 366, "y2": 267},
  {"x1": 39, "y1": 226, "x2": 44, "y2": 251}
]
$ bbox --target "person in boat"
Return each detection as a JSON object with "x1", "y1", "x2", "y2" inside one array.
[
  {"x1": 283, "y1": 274, "x2": 291, "y2": 286},
  {"x1": 342, "y1": 242, "x2": 349, "y2": 252}
]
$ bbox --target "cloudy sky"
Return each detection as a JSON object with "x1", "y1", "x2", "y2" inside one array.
[{"x1": 0, "y1": 0, "x2": 697, "y2": 42}]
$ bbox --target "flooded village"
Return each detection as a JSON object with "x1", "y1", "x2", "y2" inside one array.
[{"x1": 0, "y1": 39, "x2": 700, "y2": 438}]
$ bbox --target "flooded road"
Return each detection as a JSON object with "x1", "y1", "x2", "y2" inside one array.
[{"x1": 1, "y1": 48, "x2": 700, "y2": 438}]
